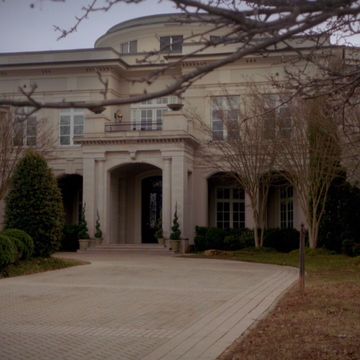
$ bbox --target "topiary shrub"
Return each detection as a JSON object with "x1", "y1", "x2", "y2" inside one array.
[
  {"x1": 95, "y1": 210, "x2": 102, "y2": 239},
  {"x1": 0, "y1": 234, "x2": 18, "y2": 269},
  {"x1": 263, "y1": 228, "x2": 300, "y2": 253},
  {"x1": 78, "y1": 203, "x2": 89, "y2": 239},
  {"x1": 170, "y1": 206, "x2": 181, "y2": 240},
  {"x1": 2, "y1": 229, "x2": 34, "y2": 260},
  {"x1": 61, "y1": 224, "x2": 80, "y2": 251},
  {"x1": 5, "y1": 150, "x2": 65, "y2": 257}
]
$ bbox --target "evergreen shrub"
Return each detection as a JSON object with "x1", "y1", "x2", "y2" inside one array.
[
  {"x1": 5, "y1": 150, "x2": 65, "y2": 257},
  {"x1": 78, "y1": 204, "x2": 89, "y2": 239},
  {"x1": 61, "y1": 224, "x2": 80, "y2": 251},
  {"x1": 0, "y1": 234, "x2": 17, "y2": 268},
  {"x1": 263, "y1": 228, "x2": 300, "y2": 253},
  {"x1": 2, "y1": 229, "x2": 34, "y2": 260}
]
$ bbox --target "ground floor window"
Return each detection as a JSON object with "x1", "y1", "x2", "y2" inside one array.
[
  {"x1": 215, "y1": 187, "x2": 245, "y2": 229},
  {"x1": 280, "y1": 185, "x2": 293, "y2": 229}
]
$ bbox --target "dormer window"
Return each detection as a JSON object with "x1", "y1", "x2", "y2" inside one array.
[
  {"x1": 160, "y1": 35, "x2": 183, "y2": 53},
  {"x1": 120, "y1": 40, "x2": 137, "y2": 54}
]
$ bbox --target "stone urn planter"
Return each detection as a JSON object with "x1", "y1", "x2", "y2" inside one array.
[
  {"x1": 79, "y1": 239, "x2": 90, "y2": 251},
  {"x1": 170, "y1": 239, "x2": 181, "y2": 253},
  {"x1": 95, "y1": 237, "x2": 103, "y2": 246},
  {"x1": 165, "y1": 238, "x2": 171, "y2": 249},
  {"x1": 88, "y1": 238, "x2": 97, "y2": 248},
  {"x1": 167, "y1": 103, "x2": 184, "y2": 111},
  {"x1": 180, "y1": 238, "x2": 190, "y2": 254}
]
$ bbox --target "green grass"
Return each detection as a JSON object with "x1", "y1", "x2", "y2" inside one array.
[
  {"x1": 0, "y1": 257, "x2": 87, "y2": 278},
  {"x1": 197, "y1": 247, "x2": 360, "y2": 283}
]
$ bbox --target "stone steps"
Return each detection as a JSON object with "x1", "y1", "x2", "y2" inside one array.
[{"x1": 83, "y1": 243, "x2": 171, "y2": 254}]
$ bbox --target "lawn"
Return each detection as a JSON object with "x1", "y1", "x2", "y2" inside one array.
[
  {"x1": 0, "y1": 257, "x2": 87, "y2": 279},
  {"x1": 198, "y1": 249, "x2": 360, "y2": 360}
]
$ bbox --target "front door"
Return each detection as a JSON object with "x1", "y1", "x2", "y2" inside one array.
[{"x1": 141, "y1": 176, "x2": 162, "y2": 243}]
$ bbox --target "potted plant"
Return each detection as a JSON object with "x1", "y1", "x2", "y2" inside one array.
[
  {"x1": 94, "y1": 210, "x2": 103, "y2": 246},
  {"x1": 170, "y1": 205, "x2": 181, "y2": 253},
  {"x1": 155, "y1": 217, "x2": 165, "y2": 246},
  {"x1": 78, "y1": 203, "x2": 90, "y2": 251}
]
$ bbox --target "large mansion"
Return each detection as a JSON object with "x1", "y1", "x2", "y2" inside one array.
[{"x1": 0, "y1": 13, "x2": 344, "y2": 245}]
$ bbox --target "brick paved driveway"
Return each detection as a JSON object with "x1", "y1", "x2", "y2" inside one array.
[{"x1": 0, "y1": 251, "x2": 297, "y2": 360}]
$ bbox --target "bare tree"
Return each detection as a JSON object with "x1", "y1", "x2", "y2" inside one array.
[
  {"x1": 0, "y1": 107, "x2": 54, "y2": 201},
  {"x1": 196, "y1": 92, "x2": 279, "y2": 248},
  {"x1": 1, "y1": 1, "x2": 360, "y2": 110},
  {"x1": 277, "y1": 97, "x2": 341, "y2": 248}
]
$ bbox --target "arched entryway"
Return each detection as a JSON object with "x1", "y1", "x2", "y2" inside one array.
[
  {"x1": 58, "y1": 174, "x2": 82, "y2": 225},
  {"x1": 108, "y1": 163, "x2": 162, "y2": 244},
  {"x1": 267, "y1": 173, "x2": 294, "y2": 229}
]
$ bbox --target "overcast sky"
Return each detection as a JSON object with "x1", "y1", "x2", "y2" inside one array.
[{"x1": 0, "y1": 0, "x2": 178, "y2": 53}]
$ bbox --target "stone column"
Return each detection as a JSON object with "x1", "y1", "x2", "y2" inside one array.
[
  {"x1": 83, "y1": 157, "x2": 96, "y2": 237},
  {"x1": 162, "y1": 157, "x2": 172, "y2": 239},
  {"x1": 95, "y1": 158, "x2": 105, "y2": 239},
  {"x1": 171, "y1": 154, "x2": 188, "y2": 238}
]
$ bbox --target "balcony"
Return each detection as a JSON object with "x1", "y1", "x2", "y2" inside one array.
[
  {"x1": 105, "y1": 121, "x2": 161, "y2": 132},
  {"x1": 78, "y1": 110, "x2": 201, "y2": 147}
]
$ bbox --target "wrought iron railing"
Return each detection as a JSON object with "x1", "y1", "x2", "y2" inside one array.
[{"x1": 104, "y1": 121, "x2": 162, "y2": 132}]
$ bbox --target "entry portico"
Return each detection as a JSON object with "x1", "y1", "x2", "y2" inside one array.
[{"x1": 80, "y1": 125, "x2": 198, "y2": 244}]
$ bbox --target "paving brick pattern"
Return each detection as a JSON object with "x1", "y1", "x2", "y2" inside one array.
[{"x1": 0, "y1": 252, "x2": 297, "y2": 360}]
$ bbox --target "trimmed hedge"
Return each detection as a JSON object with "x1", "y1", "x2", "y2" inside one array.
[
  {"x1": 263, "y1": 228, "x2": 300, "y2": 253},
  {"x1": 61, "y1": 224, "x2": 80, "y2": 251},
  {"x1": 0, "y1": 234, "x2": 17, "y2": 269},
  {"x1": 194, "y1": 226, "x2": 300, "y2": 252},
  {"x1": 2, "y1": 229, "x2": 34, "y2": 260},
  {"x1": 194, "y1": 226, "x2": 251, "y2": 251}
]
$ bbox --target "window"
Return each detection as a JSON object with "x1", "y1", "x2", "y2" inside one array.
[
  {"x1": 263, "y1": 95, "x2": 291, "y2": 139},
  {"x1": 13, "y1": 111, "x2": 37, "y2": 146},
  {"x1": 216, "y1": 187, "x2": 245, "y2": 229},
  {"x1": 130, "y1": 96, "x2": 177, "y2": 130},
  {"x1": 160, "y1": 35, "x2": 183, "y2": 53},
  {"x1": 59, "y1": 109, "x2": 84, "y2": 145},
  {"x1": 211, "y1": 96, "x2": 240, "y2": 140},
  {"x1": 280, "y1": 185, "x2": 293, "y2": 229},
  {"x1": 120, "y1": 40, "x2": 137, "y2": 54}
]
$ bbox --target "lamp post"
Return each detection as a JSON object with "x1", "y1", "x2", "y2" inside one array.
[{"x1": 299, "y1": 223, "x2": 306, "y2": 293}]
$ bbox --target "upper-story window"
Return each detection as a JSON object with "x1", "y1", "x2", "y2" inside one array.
[
  {"x1": 263, "y1": 95, "x2": 291, "y2": 139},
  {"x1": 59, "y1": 109, "x2": 84, "y2": 146},
  {"x1": 12, "y1": 109, "x2": 37, "y2": 146},
  {"x1": 211, "y1": 96, "x2": 240, "y2": 140},
  {"x1": 130, "y1": 96, "x2": 178, "y2": 131},
  {"x1": 120, "y1": 40, "x2": 137, "y2": 54},
  {"x1": 160, "y1": 35, "x2": 183, "y2": 53}
]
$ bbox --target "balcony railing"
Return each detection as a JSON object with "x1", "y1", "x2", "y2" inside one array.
[{"x1": 105, "y1": 121, "x2": 162, "y2": 132}]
